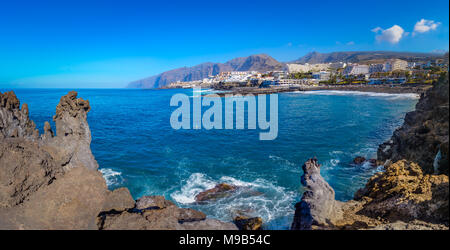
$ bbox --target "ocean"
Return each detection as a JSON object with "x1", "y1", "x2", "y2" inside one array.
[{"x1": 7, "y1": 88, "x2": 418, "y2": 229}]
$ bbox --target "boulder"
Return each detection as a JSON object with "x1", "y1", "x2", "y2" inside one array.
[
  {"x1": 368, "y1": 159, "x2": 378, "y2": 167},
  {"x1": 178, "y1": 208, "x2": 206, "y2": 223},
  {"x1": 195, "y1": 183, "x2": 237, "y2": 202},
  {"x1": 353, "y1": 156, "x2": 366, "y2": 165},
  {"x1": 234, "y1": 216, "x2": 263, "y2": 230}
]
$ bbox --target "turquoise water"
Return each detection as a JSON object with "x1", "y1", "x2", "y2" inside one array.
[{"x1": 5, "y1": 88, "x2": 418, "y2": 229}]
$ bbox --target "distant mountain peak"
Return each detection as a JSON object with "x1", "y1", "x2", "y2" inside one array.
[{"x1": 127, "y1": 54, "x2": 285, "y2": 89}]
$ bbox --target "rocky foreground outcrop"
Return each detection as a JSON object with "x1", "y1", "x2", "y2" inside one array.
[
  {"x1": 291, "y1": 158, "x2": 343, "y2": 230},
  {"x1": 292, "y1": 74, "x2": 449, "y2": 230},
  {"x1": 292, "y1": 158, "x2": 449, "y2": 230},
  {"x1": 0, "y1": 91, "x2": 237, "y2": 230}
]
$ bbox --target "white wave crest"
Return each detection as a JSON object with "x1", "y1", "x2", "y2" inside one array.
[
  {"x1": 99, "y1": 168, "x2": 123, "y2": 186},
  {"x1": 171, "y1": 173, "x2": 216, "y2": 204},
  {"x1": 170, "y1": 173, "x2": 297, "y2": 229}
]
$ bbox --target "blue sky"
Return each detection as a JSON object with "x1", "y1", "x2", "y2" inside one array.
[{"x1": 0, "y1": 0, "x2": 448, "y2": 88}]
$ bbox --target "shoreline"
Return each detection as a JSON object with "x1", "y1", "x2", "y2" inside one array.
[{"x1": 196, "y1": 84, "x2": 432, "y2": 97}]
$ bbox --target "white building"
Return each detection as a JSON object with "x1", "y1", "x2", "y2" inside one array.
[
  {"x1": 312, "y1": 71, "x2": 331, "y2": 81},
  {"x1": 329, "y1": 62, "x2": 347, "y2": 69},
  {"x1": 343, "y1": 64, "x2": 369, "y2": 75},
  {"x1": 287, "y1": 63, "x2": 330, "y2": 73},
  {"x1": 386, "y1": 59, "x2": 408, "y2": 71}
]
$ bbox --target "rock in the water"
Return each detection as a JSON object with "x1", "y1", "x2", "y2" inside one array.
[
  {"x1": 195, "y1": 183, "x2": 237, "y2": 202},
  {"x1": 368, "y1": 159, "x2": 378, "y2": 167},
  {"x1": 234, "y1": 216, "x2": 263, "y2": 230},
  {"x1": 291, "y1": 158, "x2": 342, "y2": 230},
  {"x1": 353, "y1": 156, "x2": 366, "y2": 165}
]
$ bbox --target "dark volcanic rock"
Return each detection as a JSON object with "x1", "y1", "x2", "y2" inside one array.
[
  {"x1": 0, "y1": 91, "x2": 38, "y2": 139},
  {"x1": 353, "y1": 156, "x2": 366, "y2": 165},
  {"x1": 290, "y1": 158, "x2": 449, "y2": 230},
  {"x1": 195, "y1": 183, "x2": 237, "y2": 202},
  {"x1": 368, "y1": 159, "x2": 378, "y2": 167},
  {"x1": 377, "y1": 74, "x2": 449, "y2": 174},
  {"x1": 99, "y1": 195, "x2": 235, "y2": 230},
  {"x1": 291, "y1": 158, "x2": 342, "y2": 230},
  {"x1": 234, "y1": 216, "x2": 263, "y2": 230}
]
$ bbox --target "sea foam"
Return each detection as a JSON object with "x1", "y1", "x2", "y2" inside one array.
[
  {"x1": 99, "y1": 168, "x2": 123, "y2": 186},
  {"x1": 171, "y1": 173, "x2": 297, "y2": 229}
]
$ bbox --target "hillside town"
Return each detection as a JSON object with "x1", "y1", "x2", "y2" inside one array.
[{"x1": 166, "y1": 55, "x2": 449, "y2": 89}]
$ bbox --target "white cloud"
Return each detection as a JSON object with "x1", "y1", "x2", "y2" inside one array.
[
  {"x1": 346, "y1": 41, "x2": 355, "y2": 45},
  {"x1": 372, "y1": 25, "x2": 405, "y2": 44},
  {"x1": 413, "y1": 19, "x2": 440, "y2": 35}
]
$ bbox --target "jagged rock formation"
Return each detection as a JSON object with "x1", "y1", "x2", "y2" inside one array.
[
  {"x1": 354, "y1": 160, "x2": 448, "y2": 224},
  {"x1": 292, "y1": 75, "x2": 449, "y2": 230},
  {"x1": 195, "y1": 183, "x2": 237, "y2": 202},
  {"x1": 378, "y1": 74, "x2": 449, "y2": 174},
  {"x1": 128, "y1": 54, "x2": 286, "y2": 89},
  {"x1": 0, "y1": 91, "x2": 237, "y2": 230},
  {"x1": 292, "y1": 159, "x2": 449, "y2": 230},
  {"x1": 291, "y1": 158, "x2": 342, "y2": 230}
]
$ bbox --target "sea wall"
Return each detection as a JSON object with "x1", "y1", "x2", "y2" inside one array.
[{"x1": 291, "y1": 73, "x2": 449, "y2": 230}]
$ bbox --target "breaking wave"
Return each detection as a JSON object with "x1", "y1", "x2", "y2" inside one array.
[
  {"x1": 99, "y1": 168, "x2": 123, "y2": 186},
  {"x1": 171, "y1": 173, "x2": 297, "y2": 229}
]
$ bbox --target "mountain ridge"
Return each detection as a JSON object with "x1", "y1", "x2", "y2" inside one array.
[
  {"x1": 127, "y1": 54, "x2": 285, "y2": 89},
  {"x1": 292, "y1": 51, "x2": 443, "y2": 64},
  {"x1": 127, "y1": 51, "x2": 446, "y2": 89}
]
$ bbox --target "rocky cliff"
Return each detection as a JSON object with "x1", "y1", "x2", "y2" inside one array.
[
  {"x1": 292, "y1": 74, "x2": 449, "y2": 230},
  {"x1": 378, "y1": 73, "x2": 449, "y2": 174},
  {"x1": 0, "y1": 91, "x2": 237, "y2": 230},
  {"x1": 128, "y1": 54, "x2": 286, "y2": 89}
]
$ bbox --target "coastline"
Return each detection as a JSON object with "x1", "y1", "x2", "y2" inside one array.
[
  {"x1": 197, "y1": 84, "x2": 432, "y2": 97},
  {"x1": 0, "y1": 75, "x2": 447, "y2": 230},
  {"x1": 291, "y1": 74, "x2": 449, "y2": 230}
]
